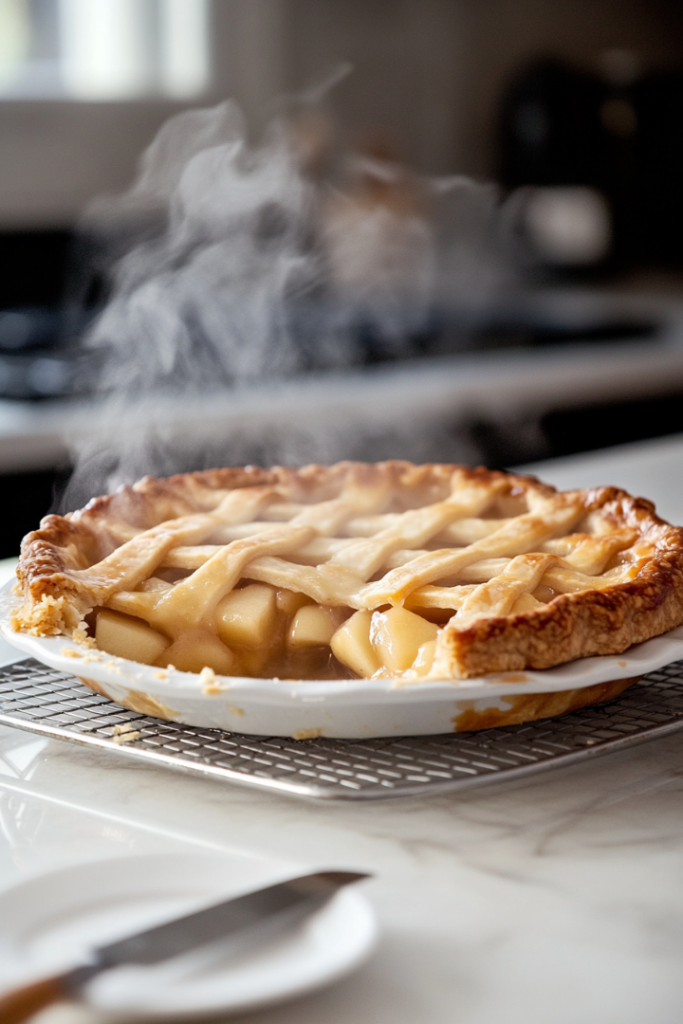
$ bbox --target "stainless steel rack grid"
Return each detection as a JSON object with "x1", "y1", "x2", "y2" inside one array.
[{"x1": 2, "y1": 658, "x2": 683, "y2": 801}]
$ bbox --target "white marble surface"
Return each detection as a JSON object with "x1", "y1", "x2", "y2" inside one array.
[{"x1": 3, "y1": 439, "x2": 683, "y2": 1023}]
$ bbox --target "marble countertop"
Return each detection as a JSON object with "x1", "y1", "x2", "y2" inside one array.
[{"x1": 3, "y1": 435, "x2": 683, "y2": 1023}]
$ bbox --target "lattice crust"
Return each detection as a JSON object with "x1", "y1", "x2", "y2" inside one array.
[{"x1": 12, "y1": 461, "x2": 683, "y2": 680}]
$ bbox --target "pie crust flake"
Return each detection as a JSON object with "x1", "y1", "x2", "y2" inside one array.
[{"x1": 12, "y1": 461, "x2": 683, "y2": 684}]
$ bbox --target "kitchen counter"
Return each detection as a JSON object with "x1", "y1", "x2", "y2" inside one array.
[
  {"x1": 2, "y1": 434, "x2": 683, "y2": 1023},
  {"x1": 4, "y1": 324, "x2": 683, "y2": 474}
]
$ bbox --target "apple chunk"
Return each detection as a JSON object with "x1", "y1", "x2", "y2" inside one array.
[
  {"x1": 411, "y1": 639, "x2": 437, "y2": 677},
  {"x1": 276, "y1": 588, "x2": 313, "y2": 617},
  {"x1": 216, "y1": 584, "x2": 276, "y2": 647},
  {"x1": 330, "y1": 610, "x2": 380, "y2": 678},
  {"x1": 96, "y1": 609, "x2": 170, "y2": 665},
  {"x1": 287, "y1": 605, "x2": 341, "y2": 648},
  {"x1": 156, "y1": 629, "x2": 234, "y2": 675},
  {"x1": 370, "y1": 606, "x2": 438, "y2": 673}
]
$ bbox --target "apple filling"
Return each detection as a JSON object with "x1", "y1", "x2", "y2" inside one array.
[{"x1": 93, "y1": 582, "x2": 439, "y2": 681}]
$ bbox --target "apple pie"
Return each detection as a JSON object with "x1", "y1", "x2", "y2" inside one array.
[{"x1": 11, "y1": 462, "x2": 683, "y2": 689}]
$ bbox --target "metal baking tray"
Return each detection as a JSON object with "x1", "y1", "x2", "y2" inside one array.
[{"x1": 1, "y1": 658, "x2": 683, "y2": 801}]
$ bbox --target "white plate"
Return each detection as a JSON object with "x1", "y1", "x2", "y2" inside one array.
[
  {"x1": 0, "y1": 852, "x2": 376, "y2": 1019},
  {"x1": 3, "y1": 582, "x2": 683, "y2": 738}
]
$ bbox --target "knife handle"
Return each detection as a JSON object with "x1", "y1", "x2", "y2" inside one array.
[{"x1": 0, "y1": 974, "x2": 70, "y2": 1024}]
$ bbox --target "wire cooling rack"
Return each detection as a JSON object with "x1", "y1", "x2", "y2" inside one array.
[{"x1": 1, "y1": 658, "x2": 683, "y2": 801}]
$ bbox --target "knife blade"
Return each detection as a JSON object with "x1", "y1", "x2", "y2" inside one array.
[{"x1": 0, "y1": 869, "x2": 369, "y2": 1024}]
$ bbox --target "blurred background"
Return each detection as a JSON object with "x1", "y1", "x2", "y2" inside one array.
[{"x1": 3, "y1": 0, "x2": 683, "y2": 554}]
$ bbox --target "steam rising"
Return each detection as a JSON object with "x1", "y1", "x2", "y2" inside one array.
[
  {"x1": 63, "y1": 94, "x2": 514, "y2": 507},
  {"x1": 85, "y1": 102, "x2": 315, "y2": 390}
]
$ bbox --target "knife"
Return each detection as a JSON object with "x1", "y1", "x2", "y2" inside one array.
[{"x1": 0, "y1": 869, "x2": 369, "y2": 1024}]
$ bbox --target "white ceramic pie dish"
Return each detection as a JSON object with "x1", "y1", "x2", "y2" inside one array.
[{"x1": 3, "y1": 584, "x2": 683, "y2": 738}]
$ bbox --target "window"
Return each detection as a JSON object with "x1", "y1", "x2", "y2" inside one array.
[{"x1": 0, "y1": 0, "x2": 211, "y2": 100}]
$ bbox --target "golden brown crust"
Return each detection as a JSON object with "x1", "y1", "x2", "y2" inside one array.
[
  {"x1": 452, "y1": 675, "x2": 639, "y2": 731},
  {"x1": 13, "y1": 460, "x2": 683, "y2": 678},
  {"x1": 438, "y1": 489, "x2": 683, "y2": 676},
  {"x1": 77, "y1": 679, "x2": 180, "y2": 720}
]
